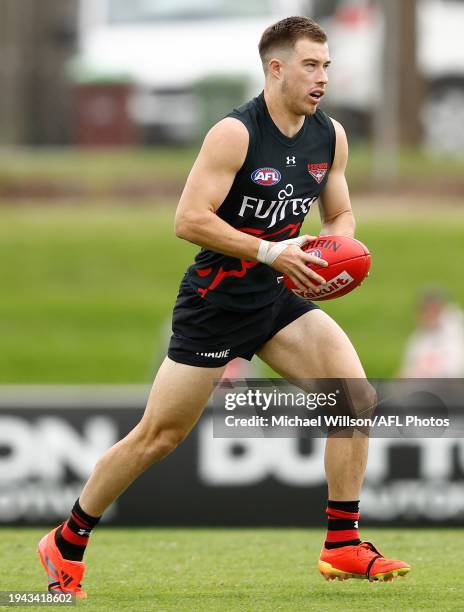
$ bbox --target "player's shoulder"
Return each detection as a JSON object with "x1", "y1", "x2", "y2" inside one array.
[
  {"x1": 326, "y1": 116, "x2": 348, "y2": 169},
  {"x1": 201, "y1": 95, "x2": 265, "y2": 171},
  {"x1": 200, "y1": 117, "x2": 249, "y2": 172},
  {"x1": 328, "y1": 116, "x2": 348, "y2": 142},
  {"x1": 205, "y1": 117, "x2": 249, "y2": 150},
  {"x1": 313, "y1": 109, "x2": 345, "y2": 144}
]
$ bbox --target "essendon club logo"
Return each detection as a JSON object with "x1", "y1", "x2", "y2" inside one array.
[
  {"x1": 251, "y1": 167, "x2": 281, "y2": 186},
  {"x1": 307, "y1": 162, "x2": 328, "y2": 184}
]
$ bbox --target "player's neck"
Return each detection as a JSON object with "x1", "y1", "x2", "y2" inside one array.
[{"x1": 263, "y1": 89, "x2": 305, "y2": 138}]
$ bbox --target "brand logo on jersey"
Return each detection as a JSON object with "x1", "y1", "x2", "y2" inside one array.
[
  {"x1": 286, "y1": 156, "x2": 296, "y2": 166},
  {"x1": 307, "y1": 162, "x2": 328, "y2": 184},
  {"x1": 239, "y1": 195, "x2": 318, "y2": 228},
  {"x1": 251, "y1": 167, "x2": 281, "y2": 186}
]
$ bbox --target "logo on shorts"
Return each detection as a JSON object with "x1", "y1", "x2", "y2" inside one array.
[
  {"x1": 251, "y1": 167, "x2": 281, "y2": 186},
  {"x1": 196, "y1": 349, "x2": 231, "y2": 359},
  {"x1": 307, "y1": 162, "x2": 328, "y2": 184}
]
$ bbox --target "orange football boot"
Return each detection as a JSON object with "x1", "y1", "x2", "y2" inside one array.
[
  {"x1": 37, "y1": 526, "x2": 87, "y2": 598},
  {"x1": 319, "y1": 541, "x2": 411, "y2": 582}
]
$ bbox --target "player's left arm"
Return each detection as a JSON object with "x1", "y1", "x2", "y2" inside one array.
[{"x1": 318, "y1": 118, "x2": 356, "y2": 238}]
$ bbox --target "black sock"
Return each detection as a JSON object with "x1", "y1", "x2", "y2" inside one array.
[
  {"x1": 55, "y1": 498, "x2": 101, "y2": 561},
  {"x1": 324, "y1": 499, "x2": 361, "y2": 550}
]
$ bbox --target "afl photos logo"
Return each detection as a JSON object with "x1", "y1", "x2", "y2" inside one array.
[{"x1": 251, "y1": 167, "x2": 281, "y2": 186}]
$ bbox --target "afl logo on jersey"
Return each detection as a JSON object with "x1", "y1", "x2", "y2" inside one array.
[{"x1": 251, "y1": 167, "x2": 281, "y2": 186}]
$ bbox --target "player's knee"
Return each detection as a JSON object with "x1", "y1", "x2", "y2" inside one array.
[
  {"x1": 343, "y1": 379, "x2": 377, "y2": 420},
  {"x1": 143, "y1": 427, "x2": 187, "y2": 463},
  {"x1": 353, "y1": 381, "x2": 377, "y2": 419}
]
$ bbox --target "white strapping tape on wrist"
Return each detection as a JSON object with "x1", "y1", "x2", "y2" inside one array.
[
  {"x1": 257, "y1": 239, "x2": 270, "y2": 263},
  {"x1": 257, "y1": 236, "x2": 308, "y2": 266}
]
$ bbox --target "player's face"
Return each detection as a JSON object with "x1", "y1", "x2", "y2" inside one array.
[{"x1": 281, "y1": 38, "x2": 331, "y2": 116}]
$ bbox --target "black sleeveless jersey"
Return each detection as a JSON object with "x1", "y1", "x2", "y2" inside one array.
[{"x1": 185, "y1": 92, "x2": 336, "y2": 312}]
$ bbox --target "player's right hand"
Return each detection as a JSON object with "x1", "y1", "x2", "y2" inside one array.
[{"x1": 257, "y1": 235, "x2": 328, "y2": 293}]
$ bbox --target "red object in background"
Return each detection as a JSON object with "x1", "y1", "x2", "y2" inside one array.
[
  {"x1": 75, "y1": 83, "x2": 137, "y2": 147},
  {"x1": 282, "y1": 235, "x2": 371, "y2": 302},
  {"x1": 334, "y1": 2, "x2": 375, "y2": 27}
]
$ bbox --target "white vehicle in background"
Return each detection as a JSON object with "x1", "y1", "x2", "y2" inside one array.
[
  {"x1": 322, "y1": 0, "x2": 464, "y2": 152},
  {"x1": 75, "y1": 0, "x2": 313, "y2": 142}
]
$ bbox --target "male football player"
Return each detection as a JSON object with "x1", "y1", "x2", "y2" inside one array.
[{"x1": 38, "y1": 16, "x2": 410, "y2": 596}]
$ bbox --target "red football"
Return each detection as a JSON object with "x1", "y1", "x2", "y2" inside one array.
[{"x1": 283, "y1": 235, "x2": 371, "y2": 301}]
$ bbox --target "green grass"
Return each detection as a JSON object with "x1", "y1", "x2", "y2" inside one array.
[
  {"x1": 0, "y1": 205, "x2": 196, "y2": 383},
  {"x1": 2, "y1": 527, "x2": 463, "y2": 611},
  {"x1": 0, "y1": 145, "x2": 463, "y2": 192},
  {"x1": 345, "y1": 145, "x2": 464, "y2": 191},
  {"x1": 0, "y1": 147, "x2": 198, "y2": 185},
  {"x1": 323, "y1": 215, "x2": 464, "y2": 375},
  {"x1": 1, "y1": 205, "x2": 464, "y2": 382}
]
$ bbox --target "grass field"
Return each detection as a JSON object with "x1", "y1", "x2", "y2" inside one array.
[
  {"x1": 0, "y1": 146, "x2": 463, "y2": 193},
  {"x1": 2, "y1": 527, "x2": 463, "y2": 611},
  {"x1": 1, "y1": 204, "x2": 464, "y2": 382}
]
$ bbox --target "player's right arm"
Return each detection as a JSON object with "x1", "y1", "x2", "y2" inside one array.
[{"x1": 175, "y1": 118, "x2": 326, "y2": 291}]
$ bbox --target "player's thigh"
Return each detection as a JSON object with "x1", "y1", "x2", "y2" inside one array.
[
  {"x1": 257, "y1": 309, "x2": 366, "y2": 379},
  {"x1": 139, "y1": 356, "x2": 225, "y2": 438}
]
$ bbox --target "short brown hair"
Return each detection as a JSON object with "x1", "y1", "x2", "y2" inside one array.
[{"x1": 258, "y1": 16, "x2": 327, "y2": 72}]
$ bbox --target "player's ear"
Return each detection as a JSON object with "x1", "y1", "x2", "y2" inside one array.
[{"x1": 268, "y1": 57, "x2": 284, "y2": 80}]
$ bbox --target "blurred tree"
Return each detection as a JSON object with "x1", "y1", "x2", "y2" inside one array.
[
  {"x1": 397, "y1": 0, "x2": 423, "y2": 146},
  {"x1": 312, "y1": 0, "x2": 339, "y2": 20},
  {"x1": 373, "y1": 0, "x2": 423, "y2": 183},
  {"x1": 0, "y1": 0, "x2": 78, "y2": 145}
]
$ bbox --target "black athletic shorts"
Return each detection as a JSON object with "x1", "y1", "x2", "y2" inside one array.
[{"x1": 168, "y1": 277, "x2": 320, "y2": 367}]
